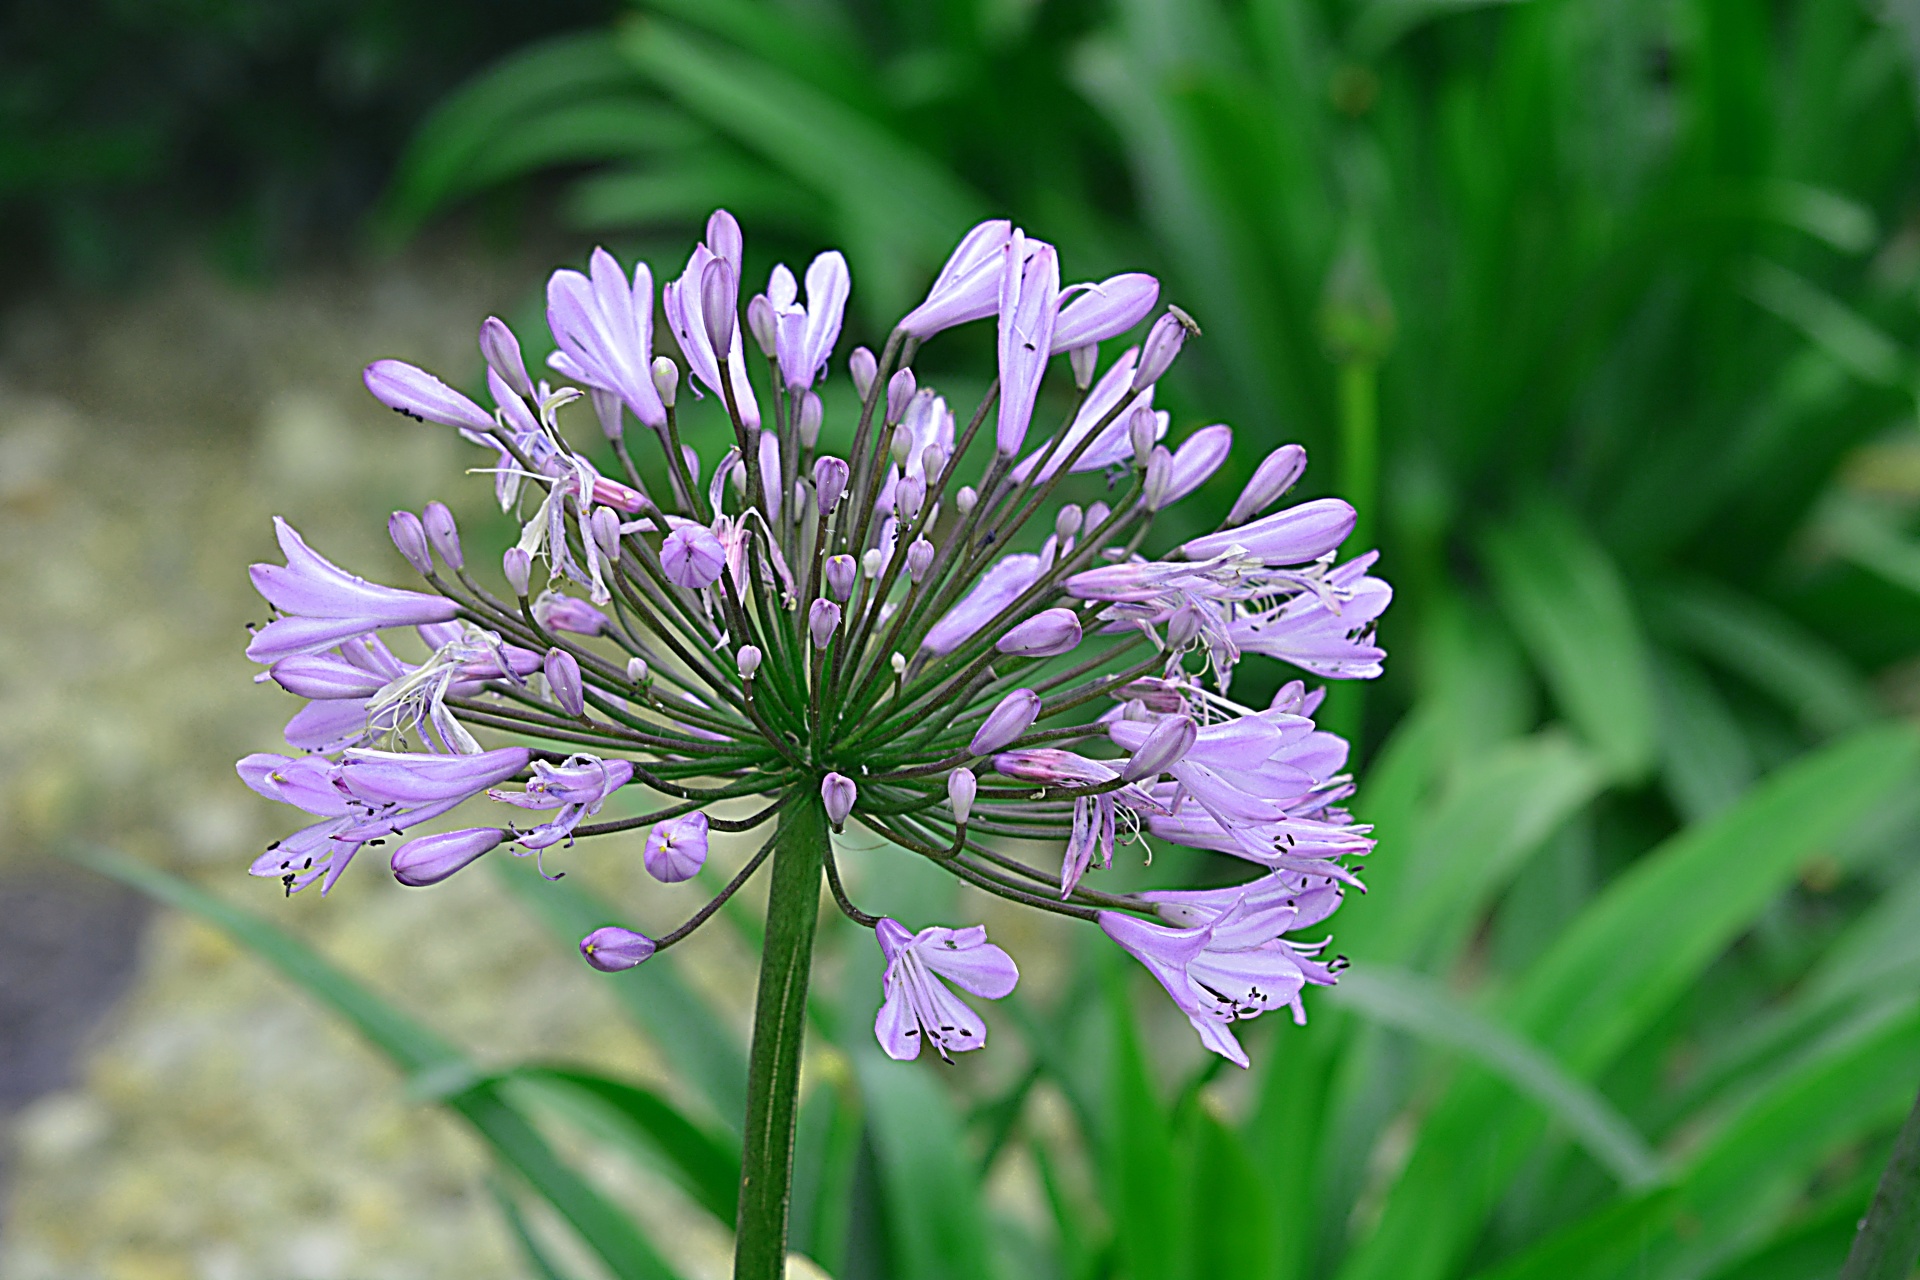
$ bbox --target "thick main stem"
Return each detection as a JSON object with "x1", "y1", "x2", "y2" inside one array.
[
  {"x1": 734, "y1": 789, "x2": 829, "y2": 1280},
  {"x1": 1840, "y1": 1078, "x2": 1920, "y2": 1280}
]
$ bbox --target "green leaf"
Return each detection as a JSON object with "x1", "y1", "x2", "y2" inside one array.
[
  {"x1": 1187, "y1": 1098, "x2": 1277, "y2": 1280},
  {"x1": 508, "y1": 1066, "x2": 741, "y2": 1227},
  {"x1": 1330, "y1": 967, "x2": 1667, "y2": 1189},
  {"x1": 489, "y1": 861, "x2": 748, "y2": 1130},
  {"x1": 567, "y1": 154, "x2": 825, "y2": 234},
  {"x1": 1651, "y1": 647, "x2": 1758, "y2": 821},
  {"x1": 1746, "y1": 260, "x2": 1908, "y2": 387},
  {"x1": 788, "y1": 1054, "x2": 863, "y2": 1276},
  {"x1": 1483, "y1": 504, "x2": 1659, "y2": 781},
  {"x1": 1464, "y1": 1191, "x2": 1677, "y2": 1280},
  {"x1": 853, "y1": 1052, "x2": 1001, "y2": 1280},
  {"x1": 1335, "y1": 723, "x2": 1920, "y2": 1280},
  {"x1": 80, "y1": 848, "x2": 683, "y2": 1280},
  {"x1": 450, "y1": 98, "x2": 708, "y2": 198},
  {"x1": 1102, "y1": 970, "x2": 1188, "y2": 1280},
  {"x1": 490, "y1": 1177, "x2": 586, "y2": 1280},
  {"x1": 1651, "y1": 579, "x2": 1878, "y2": 739}
]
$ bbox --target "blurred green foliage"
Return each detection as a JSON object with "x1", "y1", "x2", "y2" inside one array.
[
  {"x1": 0, "y1": 0, "x2": 613, "y2": 285},
  {"x1": 98, "y1": 0, "x2": 1920, "y2": 1277}
]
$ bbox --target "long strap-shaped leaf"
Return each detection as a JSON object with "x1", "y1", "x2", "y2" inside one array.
[
  {"x1": 77, "y1": 847, "x2": 684, "y2": 1280},
  {"x1": 1330, "y1": 967, "x2": 1667, "y2": 1190}
]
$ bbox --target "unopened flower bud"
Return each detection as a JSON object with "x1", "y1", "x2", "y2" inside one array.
[
  {"x1": 1227, "y1": 444, "x2": 1309, "y2": 526},
  {"x1": 891, "y1": 427, "x2": 915, "y2": 466},
  {"x1": 948, "y1": 768, "x2": 978, "y2": 824},
  {"x1": 809, "y1": 598, "x2": 842, "y2": 648},
  {"x1": 535, "y1": 592, "x2": 608, "y2": 637},
  {"x1": 825, "y1": 554, "x2": 857, "y2": 601},
  {"x1": 392, "y1": 827, "x2": 503, "y2": 887},
  {"x1": 886, "y1": 368, "x2": 917, "y2": 424},
  {"x1": 862, "y1": 548, "x2": 885, "y2": 578},
  {"x1": 545, "y1": 648, "x2": 584, "y2": 717},
  {"x1": 581, "y1": 926, "x2": 655, "y2": 972},
  {"x1": 1147, "y1": 425, "x2": 1232, "y2": 511},
  {"x1": 422, "y1": 501, "x2": 463, "y2": 569},
  {"x1": 737, "y1": 644, "x2": 762, "y2": 680},
  {"x1": 956, "y1": 485, "x2": 978, "y2": 515},
  {"x1": 821, "y1": 772, "x2": 857, "y2": 828},
  {"x1": 920, "y1": 443, "x2": 949, "y2": 484},
  {"x1": 626, "y1": 657, "x2": 649, "y2": 685},
  {"x1": 971, "y1": 689, "x2": 1041, "y2": 755},
  {"x1": 652, "y1": 355, "x2": 680, "y2": 408},
  {"x1": 906, "y1": 538, "x2": 934, "y2": 581},
  {"x1": 890, "y1": 652, "x2": 907, "y2": 676},
  {"x1": 1055, "y1": 504, "x2": 1083, "y2": 539},
  {"x1": 1122, "y1": 697, "x2": 1153, "y2": 721},
  {"x1": 701, "y1": 259, "x2": 738, "y2": 355},
  {"x1": 590, "y1": 386, "x2": 624, "y2": 440},
  {"x1": 389, "y1": 510, "x2": 431, "y2": 575},
  {"x1": 1086, "y1": 500, "x2": 1111, "y2": 531},
  {"x1": 1121, "y1": 714, "x2": 1198, "y2": 782},
  {"x1": 681, "y1": 444, "x2": 700, "y2": 484},
  {"x1": 797, "y1": 391, "x2": 823, "y2": 448},
  {"x1": 1166, "y1": 603, "x2": 1203, "y2": 649},
  {"x1": 814, "y1": 456, "x2": 850, "y2": 512},
  {"x1": 479, "y1": 317, "x2": 534, "y2": 400},
  {"x1": 997, "y1": 608, "x2": 1082, "y2": 658},
  {"x1": 1128, "y1": 406, "x2": 1159, "y2": 466},
  {"x1": 851, "y1": 346, "x2": 878, "y2": 400},
  {"x1": 503, "y1": 547, "x2": 533, "y2": 597},
  {"x1": 747, "y1": 293, "x2": 778, "y2": 357},
  {"x1": 1133, "y1": 309, "x2": 1192, "y2": 390},
  {"x1": 794, "y1": 479, "x2": 809, "y2": 518},
  {"x1": 1069, "y1": 343, "x2": 1098, "y2": 390},
  {"x1": 730, "y1": 459, "x2": 748, "y2": 497},
  {"x1": 898, "y1": 475, "x2": 926, "y2": 520},
  {"x1": 591, "y1": 506, "x2": 622, "y2": 560},
  {"x1": 644, "y1": 812, "x2": 709, "y2": 883}
]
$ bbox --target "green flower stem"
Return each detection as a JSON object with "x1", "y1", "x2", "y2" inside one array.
[
  {"x1": 734, "y1": 787, "x2": 830, "y2": 1280},
  {"x1": 1840, "y1": 1078, "x2": 1920, "y2": 1280}
]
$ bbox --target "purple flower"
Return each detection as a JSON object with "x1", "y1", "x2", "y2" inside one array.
[
  {"x1": 582, "y1": 926, "x2": 656, "y2": 972},
  {"x1": 247, "y1": 518, "x2": 457, "y2": 663},
  {"x1": 489, "y1": 754, "x2": 634, "y2": 850},
  {"x1": 661, "y1": 523, "x2": 726, "y2": 589},
  {"x1": 768, "y1": 251, "x2": 850, "y2": 391},
  {"x1": 644, "y1": 811, "x2": 709, "y2": 883},
  {"x1": 996, "y1": 607, "x2": 1081, "y2": 657},
  {"x1": 821, "y1": 772, "x2": 857, "y2": 828},
  {"x1": 546, "y1": 247, "x2": 668, "y2": 429},
  {"x1": 1050, "y1": 273, "x2": 1159, "y2": 352},
  {"x1": 391, "y1": 827, "x2": 505, "y2": 887},
  {"x1": 996, "y1": 231, "x2": 1060, "y2": 455},
  {"x1": 422, "y1": 501, "x2": 463, "y2": 569},
  {"x1": 824, "y1": 553, "x2": 857, "y2": 601},
  {"x1": 809, "y1": 598, "x2": 842, "y2": 648},
  {"x1": 363, "y1": 360, "x2": 495, "y2": 433},
  {"x1": 814, "y1": 457, "x2": 850, "y2": 512},
  {"x1": 921, "y1": 554, "x2": 1041, "y2": 655},
  {"x1": 662, "y1": 215, "x2": 761, "y2": 429},
  {"x1": 900, "y1": 220, "x2": 1014, "y2": 339},
  {"x1": 1011, "y1": 347, "x2": 1160, "y2": 484},
  {"x1": 970, "y1": 689, "x2": 1041, "y2": 755},
  {"x1": 1230, "y1": 553, "x2": 1391, "y2": 679},
  {"x1": 389, "y1": 511, "x2": 431, "y2": 574},
  {"x1": 1227, "y1": 445, "x2": 1309, "y2": 526},
  {"x1": 241, "y1": 746, "x2": 529, "y2": 894},
  {"x1": 1132, "y1": 310, "x2": 1191, "y2": 389},
  {"x1": 480, "y1": 317, "x2": 535, "y2": 401},
  {"x1": 1099, "y1": 896, "x2": 1337, "y2": 1067},
  {"x1": 533, "y1": 592, "x2": 609, "y2": 637},
  {"x1": 1119, "y1": 714, "x2": 1197, "y2": 781},
  {"x1": 1142, "y1": 425, "x2": 1232, "y2": 510},
  {"x1": 947, "y1": 768, "x2": 977, "y2": 823},
  {"x1": 545, "y1": 648, "x2": 585, "y2": 717},
  {"x1": 873, "y1": 919, "x2": 1019, "y2": 1061},
  {"x1": 1182, "y1": 496, "x2": 1356, "y2": 562}
]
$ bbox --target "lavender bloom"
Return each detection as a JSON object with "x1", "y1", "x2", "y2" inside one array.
[
  {"x1": 644, "y1": 812, "x2": 709, "y2": 883},
  {"x1": 1050, "y1": 273, "x2": 1159, "y2": 352},
  {"x1": 1227, "y1": 444, "x2": 1309, "y2": 526},
  {"x1": 392, "y1": 828, "x2": 505, "y2": 887},
  {"x1": 489, "y1": 754, "x2": 633, "y2": 850},
  {"x1": 899, "y1": 220, "x2": 1014, "y2": 338},
  {"x1": 821, "y1": 772, "x2": 857, "y2": 828},
  {"x1": 971, "y1": 689, "x2": 1042, "y2": 755},
  {"x1": 243, "y1": 208, "x2": 1384, "y2": 1092},
  {"x1": 873, "y1": 919, "x2": 1019, "y2": 1061},
  {"x1": 996, "y1": 231, "x2": 1060, "y2": 455},
  {"x1": 363, "y1": 360, "x2": 494, "y2": 432},
  {"x1": 582, "y1": 926, "x2": 656, "y2": 971},
  {"x1": 247, "y1": 518, "x2": 457, "y2": 663},
  {"x1": 547, "y1": 247, "x2": 668, "y2": 429}
]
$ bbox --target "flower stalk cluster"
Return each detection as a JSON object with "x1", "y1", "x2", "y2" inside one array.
[{"x1": 238, "y1": 210, "x2": 1388, "y2": 1277}]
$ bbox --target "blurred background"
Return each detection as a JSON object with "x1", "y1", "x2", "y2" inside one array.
[{"x1": 5, "y1": 1, "x2": 1920, "y2": 1277}]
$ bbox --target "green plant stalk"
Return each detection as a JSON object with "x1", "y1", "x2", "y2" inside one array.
[
  {"x1": 734, "y1": 788, "x2": 829, "y2": 1280},
  {"x1": 1319, "y1": 358, "x2": 1378, "y2": 749},
  {"x1": 1840, "y1": 1078, "x2": 1920, "y2": 1280}
]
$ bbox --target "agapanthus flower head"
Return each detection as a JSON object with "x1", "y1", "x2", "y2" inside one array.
[{"x1": 238, "y1": 211, "x2": 1386, "y2": 1069}]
